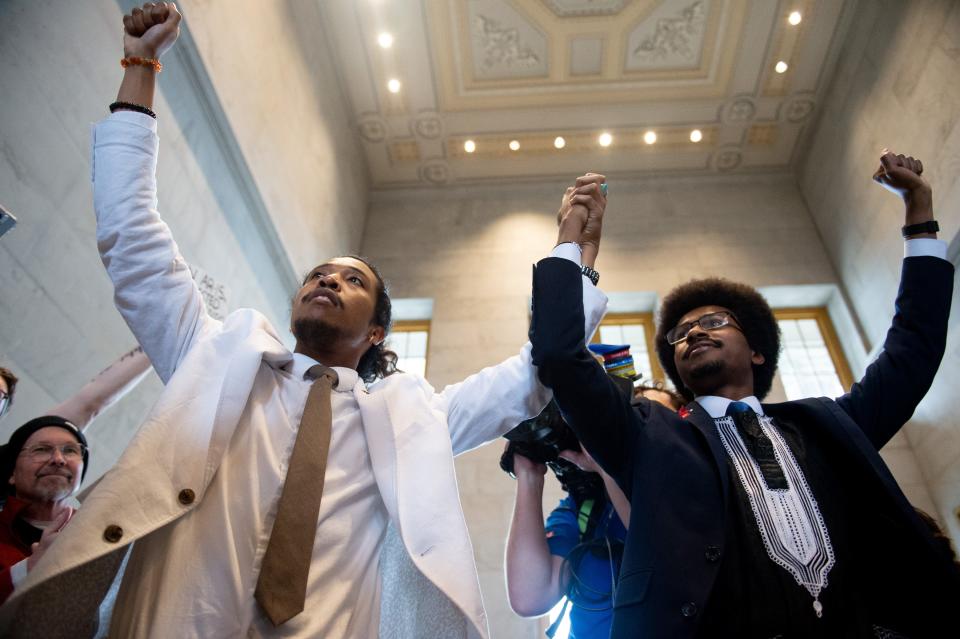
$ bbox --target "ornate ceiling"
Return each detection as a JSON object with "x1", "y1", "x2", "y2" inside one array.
[{"x1": 319, "y1": 0, "x2": 853, "y2": 187}]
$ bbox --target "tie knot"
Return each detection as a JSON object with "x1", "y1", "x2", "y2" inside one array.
[
  {"x1": 306, "y1": 364, "x2": 338, "y2": 387},
  {"x1": 726, "y1": 401, "x2": 753, "y2": 417}
]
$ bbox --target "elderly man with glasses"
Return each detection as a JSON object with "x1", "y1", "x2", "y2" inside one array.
[
  {"x1": 0, "y1": 417, "x2": 88, "y2": 604},
  {"x1": 530, "y1": 150, "x2": 960, "y2": 638}
]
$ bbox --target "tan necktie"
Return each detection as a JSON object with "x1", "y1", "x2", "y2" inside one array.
[{"x1": 255, "y1": 364, "x2": 338, "y2": 626}]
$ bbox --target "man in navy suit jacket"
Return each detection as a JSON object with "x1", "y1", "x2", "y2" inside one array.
[{"x1": 531, "y1": 154, "x2": 960, "y2": 637}]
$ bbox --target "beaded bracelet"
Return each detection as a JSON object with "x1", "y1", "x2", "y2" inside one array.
[
  {"x1": 109, "y1": 101, "x2": 157, "y2": 119},
  {"x1": 121, "y1": 56, "x2": 162, "y2": 73}
]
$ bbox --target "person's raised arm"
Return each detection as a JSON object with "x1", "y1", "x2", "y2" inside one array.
[
  {"x1": 46, "y1": 346, "x2": 152, "y2": 431},
  {"x1": 505, "y1": 450, "x2": 567, "y2": 617},
  {"x1": 837, "y1": 151, "x2": 953, "y2": 448},
  {"x1": 427, "y1": 175, "x2": 609, "y2": 456},
  {"x1": 95, "y1": 3, "x2": 215, "y2": 383},
  {"x1": 531, "y1": 177, "x2": 638, "y2": 486}
]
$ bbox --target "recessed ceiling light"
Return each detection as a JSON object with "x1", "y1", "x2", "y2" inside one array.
[
  {"x1": 554, "y1": 136, "x2": 566, "y2": 149},
  {"x1": 377, "y1": 32, "x2": 394, "y2": 48},
  {"x1": 598, "y1": 132, "x2": 613, "y2": 147},
  {"x1": 788, "y1": 11, "x2": 802, "y2": 25},
  {"x1": 509, "y1": 140, "x2": 520, "y2": 151},
  {"x1": 690, "y1": 129, "x2": 703, "y2": 143},
  {"x1": 775, "y1": 61, "x2": 789, "y2": 74},
  {"x1": 464, "y1": 139, "x2": 476, "y2": 153},
  {"x1": 387, "y1": 78, "x2": 401, "y2": 93},
  {"x1": 643, "y1": 130, "x2": 657, "y2": 145}
]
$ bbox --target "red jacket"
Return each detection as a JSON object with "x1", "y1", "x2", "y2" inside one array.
[{"x1": 0, "y1": 497, "x2": 38, "y2": 604}]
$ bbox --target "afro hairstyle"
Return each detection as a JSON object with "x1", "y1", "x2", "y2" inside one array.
[{"x1": 655, "y1": 278, "x2": 781, "y2": 401}]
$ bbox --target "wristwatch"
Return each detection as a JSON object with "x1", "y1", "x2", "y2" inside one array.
[
  {"x1": 581, "y1": 265, "x2": 600, "y2": 286},
  {"x1": 901, "y1": 220, "x2": 939, "y2": 238}
]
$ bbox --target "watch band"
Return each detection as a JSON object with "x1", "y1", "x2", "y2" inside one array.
[
  {"x1": 581, "y1": 265, "x2": 600, "y2": 286},
  {"x1": 901, "y1": 220, "x2": 939, "y2": 238}
]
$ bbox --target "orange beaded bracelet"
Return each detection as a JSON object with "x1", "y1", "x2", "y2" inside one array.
[{"x1": 121, "y1": 56, "x2": 162, "y2": 73}]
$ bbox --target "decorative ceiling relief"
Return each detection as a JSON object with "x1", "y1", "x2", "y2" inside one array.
[
  {"x1": 418, "y1": 159, "x2": 452, "y2": 185},
  {"x1": 712, "y1": 145, "x2": 743, "y2": 171},
  {"x1": 468, "y1": 0, "x2": 548, "y2": 79},
  {"x1": 721, "y1": 95, "x2": 757, "y2": 123},
  {"x1": 542, "y1": 0, "x2": 631, "y2": 17},
  {"x1": 412, "y1": 111, "x2": 444, "y2": 139},
  {"x1": 626, "y1": 0, "x2": 709, "y2": 70},
  {"x1": 780, "y1": 94, "x2": 816, "y2": 123},
  {"x1": 357, "y1": 114, "x2": 388, "y2": 143},
  {"x1": 320, "y1": 0, "x2": 851, "y2": 186}
]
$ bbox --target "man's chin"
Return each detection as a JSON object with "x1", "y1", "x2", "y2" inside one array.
[{"x1": 687, "y1": 358, "x2": 725, "y2": 381}]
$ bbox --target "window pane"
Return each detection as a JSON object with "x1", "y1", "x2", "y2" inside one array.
[
  {"x1": 387, "y1": 329, "x2": 429, "y2": 376},
  {"x1": 776, "y1": 318, "x2": 844, "y2": 400}
]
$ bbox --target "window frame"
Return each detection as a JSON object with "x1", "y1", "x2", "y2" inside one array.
[
  {"x1": 387, "y1": 319, "x2": 431, "y2": 378},
  {"x1": 774, "y1": 307, "x2": 854, "y2": 391}
]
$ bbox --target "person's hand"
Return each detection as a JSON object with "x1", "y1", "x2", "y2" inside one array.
[
  {"x1": 558, "y1": 447, "x2": 602, "y2": 474},
  {"x1": 506, "y1": 443, "x2": 547, "y2": 481},
  {"x1": 26, "y1": 508, "x2": 74, "y2": 572},
  {"x1": 873, "y1": 150, "x2": 933, "y2": 227},
  {"x1": 556, "y1": 173, "x2": 607, "y2": 266},
  {"x1": 123, "y1": 2, "x2": 182, "y2": 59}
]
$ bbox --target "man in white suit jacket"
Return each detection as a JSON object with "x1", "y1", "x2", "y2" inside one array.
[{"x1": 0, "y1": 4, "x2": 607, "y2": 638}]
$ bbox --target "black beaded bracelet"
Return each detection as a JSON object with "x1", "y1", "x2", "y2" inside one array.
[{"x1": 109, "y1": 101, "x2": 157, "y2": 119}]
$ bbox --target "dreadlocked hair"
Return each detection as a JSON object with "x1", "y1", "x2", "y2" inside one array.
[
  {"x1": 341, "y1": 255, "x2": 399, "y2": 383},
  {"x1": 655, "y1": 277, "x2": 780, "y2": 401}
]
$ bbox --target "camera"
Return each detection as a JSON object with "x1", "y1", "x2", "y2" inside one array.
[{"x1": 499, "y1": 399, "x2": 605, "y2": 503}]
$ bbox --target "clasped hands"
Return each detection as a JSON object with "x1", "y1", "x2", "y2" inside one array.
[{"x1": 556, "y1": 173, "x2": 607, "y2": 269}]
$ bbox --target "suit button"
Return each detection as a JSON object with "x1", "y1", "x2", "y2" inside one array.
[
  {"x1": 681, "y1": 602, "x2": 698, "y2": 618},
  {"x1": 178, "y1": 488, "x2": 196, "y2": 505},
  {"x1": 705, "y1": 545, "x2": 721, "y2": 562},
  {"x1": 103, "y1": 525, "x2": 124, "y2": 543}
]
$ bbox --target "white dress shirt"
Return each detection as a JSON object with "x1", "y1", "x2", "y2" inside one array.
[{"x1": 111, "y1": 354, "x2": 387, "y2": 638}]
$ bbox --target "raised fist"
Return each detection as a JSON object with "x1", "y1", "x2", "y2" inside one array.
[
  {"x1": 123, "y1": 2, "x2": 182, "y2": 59},
  {"x1": 873, "y1": 150, "x2": 930, "y2": 200}
]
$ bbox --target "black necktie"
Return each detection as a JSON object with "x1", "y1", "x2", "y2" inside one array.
[{"x1": 725, "y1": 401, "x2": 787, "y2": 490}]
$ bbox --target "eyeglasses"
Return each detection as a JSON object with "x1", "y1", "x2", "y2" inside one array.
[
  {"x1": 19, "y1": 443, "x2": 86, "y2": 462},
  {"x1": 0, "y1": 390, "x2": 9, "y2": 418},
  {"x1": 666, "y1": 311, "x2": 741, "y2": 345}
]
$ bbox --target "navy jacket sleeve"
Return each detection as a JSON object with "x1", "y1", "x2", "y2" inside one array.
[
  {"x1": 530, "y1": 257, "x2": 638, "y2": 489},
  {"x1": 837, "y1": 256, "x2": 954, "y2": 449}
]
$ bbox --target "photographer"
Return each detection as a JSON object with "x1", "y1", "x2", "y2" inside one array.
[{"x1": 505, "y1": 386, "x2": 681, "y2": 638}]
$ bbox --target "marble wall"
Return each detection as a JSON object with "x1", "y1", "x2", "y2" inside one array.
[{"x1": 797, "y1": 0, "x2": 960, "y2": 540}]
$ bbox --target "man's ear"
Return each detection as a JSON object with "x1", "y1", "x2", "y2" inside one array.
[
  {"x1": 751, "y1": 351, "x2": 766, "y2": 366},
  {"x1": 8, "y1": 474, "x2": 15, "y2": 487},
  {"x1": 369, "y1": 325, "x2": 386, "y2": 346}
]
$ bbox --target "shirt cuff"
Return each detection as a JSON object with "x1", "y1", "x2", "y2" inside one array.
[
  {"x1": 108, "y1": 109, "x2": 158, "y2": 133},
  {"x1": 9, "y1": 558, "x2": 28, "y2": 588},
  {"x1": 904, "y1": 238, "x2": 948, "y2": 260},
  {"x1": 551, "y1": 242, "x2": 582, "y2": 265}
]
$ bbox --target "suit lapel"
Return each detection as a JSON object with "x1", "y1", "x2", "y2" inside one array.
[{"x1": 683, "y1": 401, "x2": 731, "y2": 503}]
